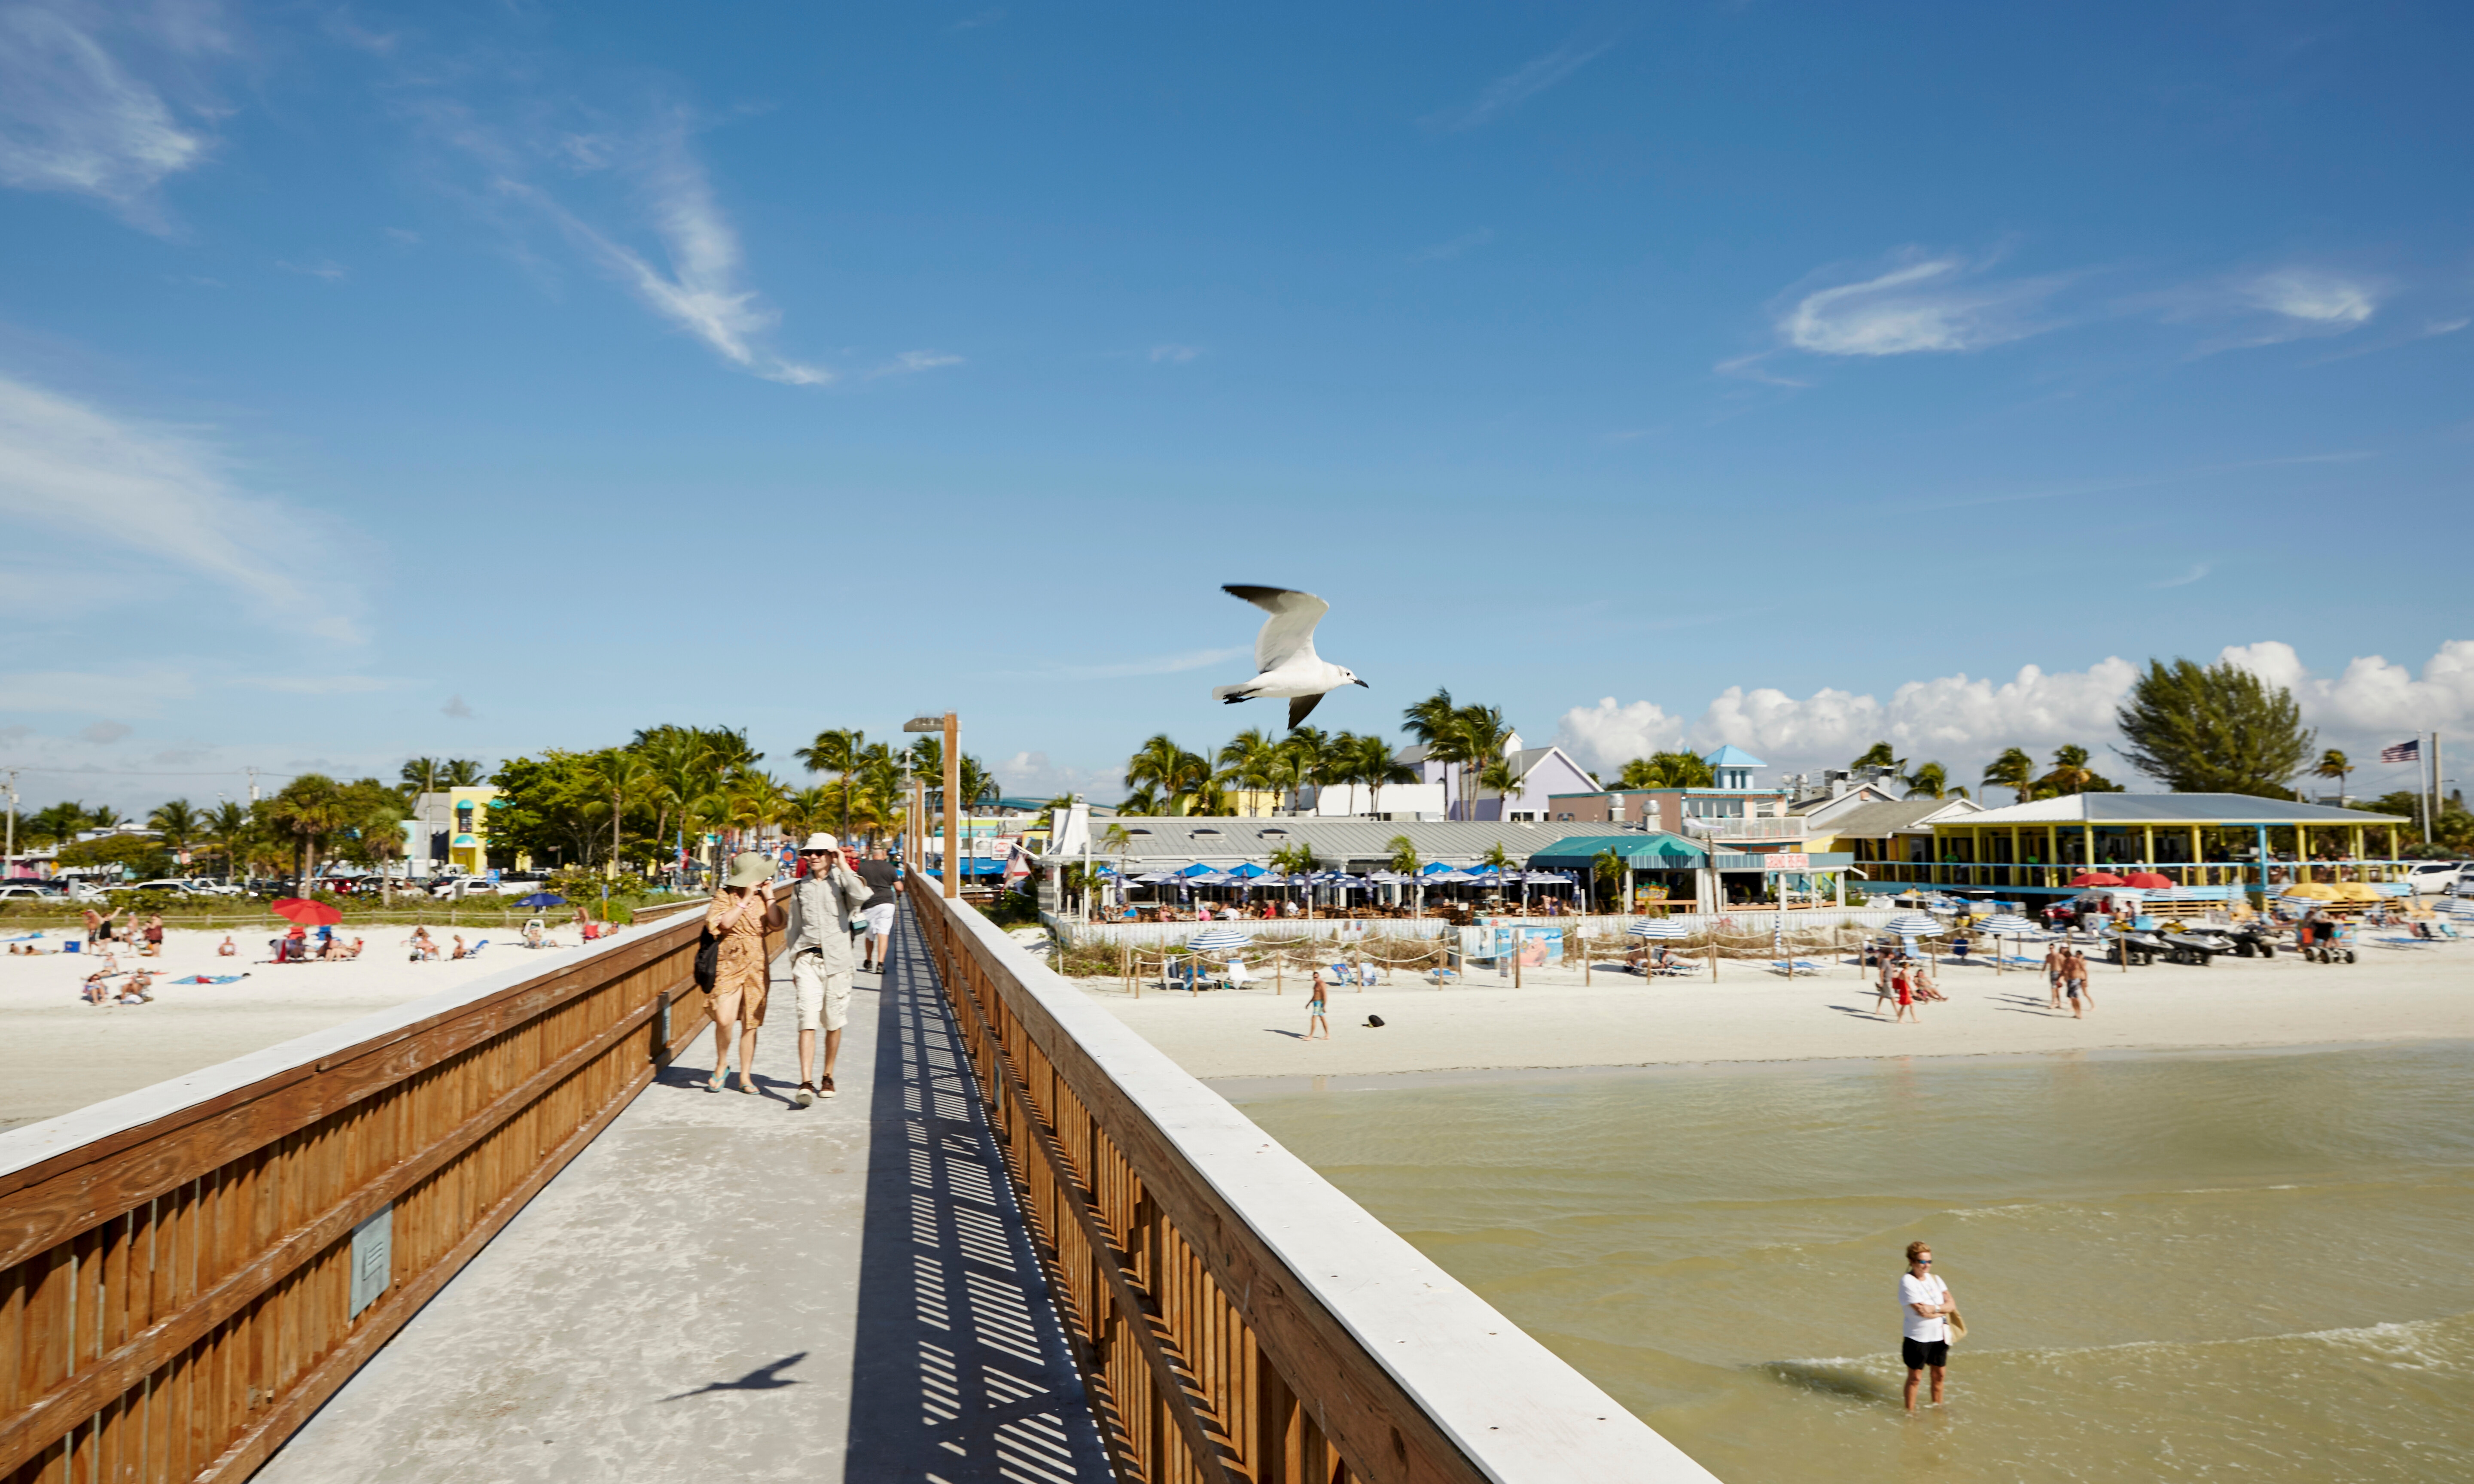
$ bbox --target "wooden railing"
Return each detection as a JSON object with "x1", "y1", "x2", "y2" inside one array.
[
  {"x1": 904, "y1": 873, "x2": 1718, "y2": 1484},
  {"x1": 0, "y1": 893, "x2": 771, "y2": 1484}
]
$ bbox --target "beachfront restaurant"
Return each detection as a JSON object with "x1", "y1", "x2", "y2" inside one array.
[
  {"x1": 1524, "y1": 833, "x2": 1856, "y2": 912},
  {"x1": 1860, "y1": 792, "x2": 2416, "y2": 900}
]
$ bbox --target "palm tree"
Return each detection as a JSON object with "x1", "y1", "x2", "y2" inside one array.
[
  {"x1": 1217, "y1": 728, "x2": 1285, "y2": 815},
  {"x1": 399, "y1": 757, "x2": 448, "y2": 797},
  {"x1": 1354, "y1": 734, "x2": 1418, "y2": 814},
  {"x1": 267, "y1": 774, "x2": 349, "y2": 890},
  {"x1": 588, "y1": 750, "x2": 655, "y2": 876},
  {"x1": 205, "y1": 800, "x2": 253, "y2": 881},
  {"x1": 1591, "y1": 848, "x2": 1625, "y2": 911},
  {"x1": 1124, "y1": 735, "x2": 1186, "y2": 810},
  {"x1": 1477, "y1": 754, "x2": 1529, "y2": 821},
  {"x1": 1982, "y1": 747, "x2": 2036, "y2": 803},
  {"x1": 1451, "y1": 704, "x2": 1516, "y2": 821},
  {"x1": 796, "y1": 728, "x2": 868, "y2": 841},
  {"x1": 2314, "y1": 748, "x2": 2351, "y2": 803},
  {"x1": 1118, "y1": 785, "x2": 1164, "y2": 817},
  {"x1": 443, "y1": 760, "x2": 487, "y2": 788},
  {"x1": 1387, "y1": 834, "x2": 1422, "y2": 916},
  {"x1": 1402, "y1": 687, "x2": 1460, "y2": 818},
  {"x1": 1618, "y1": 750, "x2": 1715, "y2": 791},
  {"x1": 1901, "y1": 762, "x2": 1968, "y2": 800},
  {"x1": 1852, "y1": 742, "x2": 1903, "y2": 773},
  {"x1": 2036, "y1": 744, "x2": 2112, "y2": 797},
  {"x1": 147, "y1": 799, "x2": 200, "y2": 868},
  {"x1": 337, "y1": 778, "x2": 409, "y2": 902}
]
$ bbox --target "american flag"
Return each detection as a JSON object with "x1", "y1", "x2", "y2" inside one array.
[{"x1": 2380, "y1": 739, "x2": 2421, "y2": 763}]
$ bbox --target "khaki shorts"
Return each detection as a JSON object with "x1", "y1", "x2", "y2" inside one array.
[{"x1": 792, "y1": 953, "x2": 853, "y2": 1032}]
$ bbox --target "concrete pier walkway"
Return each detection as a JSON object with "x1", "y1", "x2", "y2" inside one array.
[{"x1": 257, "y1": 907, "x2": 1111, "y2": 1484}]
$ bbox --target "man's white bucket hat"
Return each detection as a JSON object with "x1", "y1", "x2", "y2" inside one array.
[{"x1": 798, "y1": 832, "x2": 842, "y2": 853}]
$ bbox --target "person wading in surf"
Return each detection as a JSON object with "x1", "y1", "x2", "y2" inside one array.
[{"x1": 1901, "y1": 1240, "x2": 1958, "y2": 1411}]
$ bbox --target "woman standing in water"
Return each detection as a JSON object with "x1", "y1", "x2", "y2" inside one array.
[{"x1": 1901, "y1": 1241, "x2": 1956, "y2": 1411}]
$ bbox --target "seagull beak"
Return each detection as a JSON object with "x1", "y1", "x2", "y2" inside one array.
[{"x1": 1354, "y1": 679, "x2": 1370, "y2": 687}]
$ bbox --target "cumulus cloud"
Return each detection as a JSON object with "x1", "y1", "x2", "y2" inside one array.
[
  {"x1": 0, "y1": 374, "x2": 360, "y2": 641},
  {"x1": 0, "y1": 1, "x2": 218, "y2": 229},
  {"x1": 1554, "y1": 641, "x2": 2474, "y2": 792},
  {"x1": 2220, "y1": 639, "x2": 2474, "y2": 741},
  {"x1": 1553, "y1": 697, "x2": 1685, "y2": 775},
  {"x1": 1778, "y1": 255, "x2": 2066, "y2": 357}
]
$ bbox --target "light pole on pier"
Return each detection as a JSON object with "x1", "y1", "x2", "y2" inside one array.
[{"x1": 905, "y1": 712, "x2": 960, "y2": 900}]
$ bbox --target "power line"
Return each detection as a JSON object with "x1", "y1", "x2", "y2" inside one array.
[{"x1": 0, "y1": 766, "x2": 302, "y2": 780}]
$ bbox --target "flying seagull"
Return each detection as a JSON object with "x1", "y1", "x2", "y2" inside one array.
[{"x1": 1210, "y1": 584, "x2": 1367, "y2": 729}]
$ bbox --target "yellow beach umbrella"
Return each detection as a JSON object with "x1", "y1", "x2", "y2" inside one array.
[{"x1": 2283, "y1": 883, "x2": 2340, "y2": 900}]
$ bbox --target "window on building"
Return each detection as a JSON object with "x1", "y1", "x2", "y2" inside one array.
[
  {"x1": 1685, "y1": 798, "x2": 1745, "y2": 818},
  {"x1": 455, "y1": 805, "x2": 473, "y2": 834}
]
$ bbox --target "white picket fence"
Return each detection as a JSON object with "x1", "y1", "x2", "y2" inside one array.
[{"x1": 1044, "y1": 907, "x2": 1904, "y2": 951}]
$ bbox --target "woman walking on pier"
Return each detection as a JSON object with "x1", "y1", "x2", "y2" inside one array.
[{"x1": 706, "y1": 851, "x2": 781, "y2": 1093}]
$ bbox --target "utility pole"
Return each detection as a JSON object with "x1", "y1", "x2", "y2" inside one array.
[
  {"x1": 3, "y1": 767, "x2": 17, "y2": 880},
  {"x1": 246, "y1": 766, "x2": 261, "y2": 804}
]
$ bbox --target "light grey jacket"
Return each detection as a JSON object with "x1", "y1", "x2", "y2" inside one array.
[{"x1": 786, "y1": 862, "x2": 871, "y2": 973}]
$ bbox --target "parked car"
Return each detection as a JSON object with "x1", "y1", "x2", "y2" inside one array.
[
  {"x1": 2404, "y1": 861, "x2": 2464, "y2": 894},
  {"x1": 129, "y1": 879, "x2": 212, "y2": 896},
  {"x1": 0, "y1": 883, "x2": 62, "y2": 900}
]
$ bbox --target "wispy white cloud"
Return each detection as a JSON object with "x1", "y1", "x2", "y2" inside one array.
[
  {"x1": 78, "y1": 719, "x2": 130, "y2": 743},
  {"x1": 2150, "y1": 562, "x2": 2212, "y2": 589},
  {"x1": 2241, "y1": 268, "x2": 2378, "y2": 328},
  {"x1": 993, "y1": 750, "x2": 1120, "y2": 801},
  {"x1": 491, "y1": 122, "x2": 833, "y2": 385},
  {"x1": 945, "y1": 7, "x2": 1005, "y2": 33},
  {"x1": 1411, "y1": 228, "x2": 1494, "y2": 263},
  {"x1": 0, "y1": 666, "x2": 196, "y2": 716},
  {"x1": 1033, "y1": 646, "x2": 1249, "y2": 682},
  {"x1": 0, "y1": 374, "x2": 360, "y2": 641},
  {"x1": 276, "y1": 257, "x2": 347, "y2": 282},
  {"x1": 0, "y1": 1, "x2": 219, "y2": 229},
  {"x1": 1714, "y1": 351, "x2": 1813, "y2": 387},
  {"x1": 1427, "y1": 36, "x2": 1612, "y2": 131},
  {"x1": 1147, "y1": 344, "x2": 1202, "y2": 365},
  {"x1": 1779, "y1": 254, "x2": 2069, "y2": 357},
  {"x1": 441, "y1": 693, "x2": 475, "y2": 719},
  {"x1": 235, "y1": 674, "x2": 403, "y2": 695},
  {"x1": 866, "y1": 350, "x2": 964, "y2": 379}
]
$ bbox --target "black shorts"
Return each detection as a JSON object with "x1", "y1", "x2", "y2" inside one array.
[{"x1": 1903, "y1": 1337, "x2": 1949, "y2": 1369}]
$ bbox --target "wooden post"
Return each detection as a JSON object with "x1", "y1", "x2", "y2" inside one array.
[{"x1": 942, "y1": 712, "x2": 960, "y2": 900}]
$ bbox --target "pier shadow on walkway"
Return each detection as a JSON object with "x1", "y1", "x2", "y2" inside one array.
[{"x1": 844, "y1": 905, "x2": 1113, "y2": 1483}]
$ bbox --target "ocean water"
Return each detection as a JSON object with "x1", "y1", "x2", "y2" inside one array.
[{"x1": 1225, "y1": 1044, "x2": 2474, "y2": 1482}]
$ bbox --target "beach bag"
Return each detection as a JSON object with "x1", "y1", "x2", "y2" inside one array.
[
  {"x1": 1944, "y1": 1310, "x2": 1966, "y2": 1344},
  {"x1": 1364, "y1": 1014, "x2": 1386, "y2": 1028},
  {"x1": 693, "y1": 928, "x2": 721, "y2": 991}
]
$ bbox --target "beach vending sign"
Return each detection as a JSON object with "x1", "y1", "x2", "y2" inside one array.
[{"x1": 1458, "y1": 924, "x2": 1563, "y2": 966}]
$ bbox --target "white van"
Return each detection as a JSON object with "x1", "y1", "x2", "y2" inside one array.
[{"x1": 2404, "y1": 861, "x2": 2464, "y2": 895}]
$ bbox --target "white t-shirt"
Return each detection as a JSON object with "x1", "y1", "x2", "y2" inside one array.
[{"x1": 1900, "y1": 1272, "x2": 1949, "y2": 1341}]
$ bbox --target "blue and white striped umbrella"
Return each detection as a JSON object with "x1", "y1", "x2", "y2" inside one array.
[
  {"x1": 1627, "y1": 920, "x2": 1688, "y2": 939},
  {"x1": 1978, "y1": 914, "x2": 2040, "y2": 936},
  {"x1": 1187, "y1": 928, "x2": 1252, "y2": 952},
  {"x1": 1884, "y1": 912, "x2": 1943, "y2": 937}
]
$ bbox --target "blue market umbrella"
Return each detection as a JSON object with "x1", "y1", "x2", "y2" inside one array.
[
  {"x1": 1225, "y1": 862, "x2": 1269, "y2": 879},
  {"x1": 1627, "y1": 920, "x2": 1687, "y2": 939},
  {"x1": 516, "y1": 891, "x2": 567, "y2": 909},
  {"x1": 1187, "y1": 928, "x2": 1252, "y2": 952}
]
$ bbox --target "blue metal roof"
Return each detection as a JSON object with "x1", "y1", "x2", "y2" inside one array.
[{"x1": 1702, "y1": 745, "x2": 1767, "y2": 768}]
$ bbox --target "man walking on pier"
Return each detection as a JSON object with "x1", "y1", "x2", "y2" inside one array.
[
  {"x1": 854, "y1": 842, "x2": 901, "y2": 974},
  {"x1": 789, "y1": 832, "x2": 871, "y2": 1106}
]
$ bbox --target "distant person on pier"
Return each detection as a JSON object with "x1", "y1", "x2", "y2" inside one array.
[
  {"x1": 853, "y1": 843, "x2": 900, "y2": 974},
  {"x1": 788, "y1": 834, "x2": 870, "y2": 1106}
]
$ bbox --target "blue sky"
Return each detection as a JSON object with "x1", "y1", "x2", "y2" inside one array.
[{"x1": 3, "y1": 0, "x2": 2470, "y2": 813}]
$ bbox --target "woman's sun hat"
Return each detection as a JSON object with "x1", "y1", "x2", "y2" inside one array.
[{"x1": 725, "y1": 851, "x2": 775, "y2": 889}]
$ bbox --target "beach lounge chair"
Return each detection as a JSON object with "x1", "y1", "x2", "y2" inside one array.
[
  {"x1": 469, "y1": 939, "x2": 489, "y2": 958},
  {"x1": 1767, "y1": 958, "x2": 1828, "y2": 975}
]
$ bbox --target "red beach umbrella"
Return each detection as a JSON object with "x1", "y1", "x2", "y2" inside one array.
[
  {"x1": 270, "y1": 897, "x2": 343, "y2": 926},
  {"x1": 2123, "y1": 872, "x2": 2174, "y2": 889},
  {"x1": 2069, "y1": 872, "x2": 2125, "y2": 887}
]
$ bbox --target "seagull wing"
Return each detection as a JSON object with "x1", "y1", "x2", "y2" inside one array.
[{"x1": 1223, "y1": 584, "x2": 1328, "y2": 672}]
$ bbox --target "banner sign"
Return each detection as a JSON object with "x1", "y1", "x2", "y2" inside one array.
[{"x1": 1761, "y1": 853, "x2": 1811, "y2": 871}]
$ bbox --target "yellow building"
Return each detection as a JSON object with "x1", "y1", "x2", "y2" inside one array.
[{"x1": 446, "y1": 786, "x2": 504, "y2": 875}]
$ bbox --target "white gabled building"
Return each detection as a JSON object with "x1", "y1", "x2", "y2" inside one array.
[{"x1": 1392, "y1": 733, "x2": 1603, "y2": 822}]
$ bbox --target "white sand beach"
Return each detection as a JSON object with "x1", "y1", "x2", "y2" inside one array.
[
  {"x1": 0, "y1": 926, "x2": 589, "y2": 1130},
  {"x1": 1071, "y1": 940, "x2": 2474, "y2": 1081}
]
